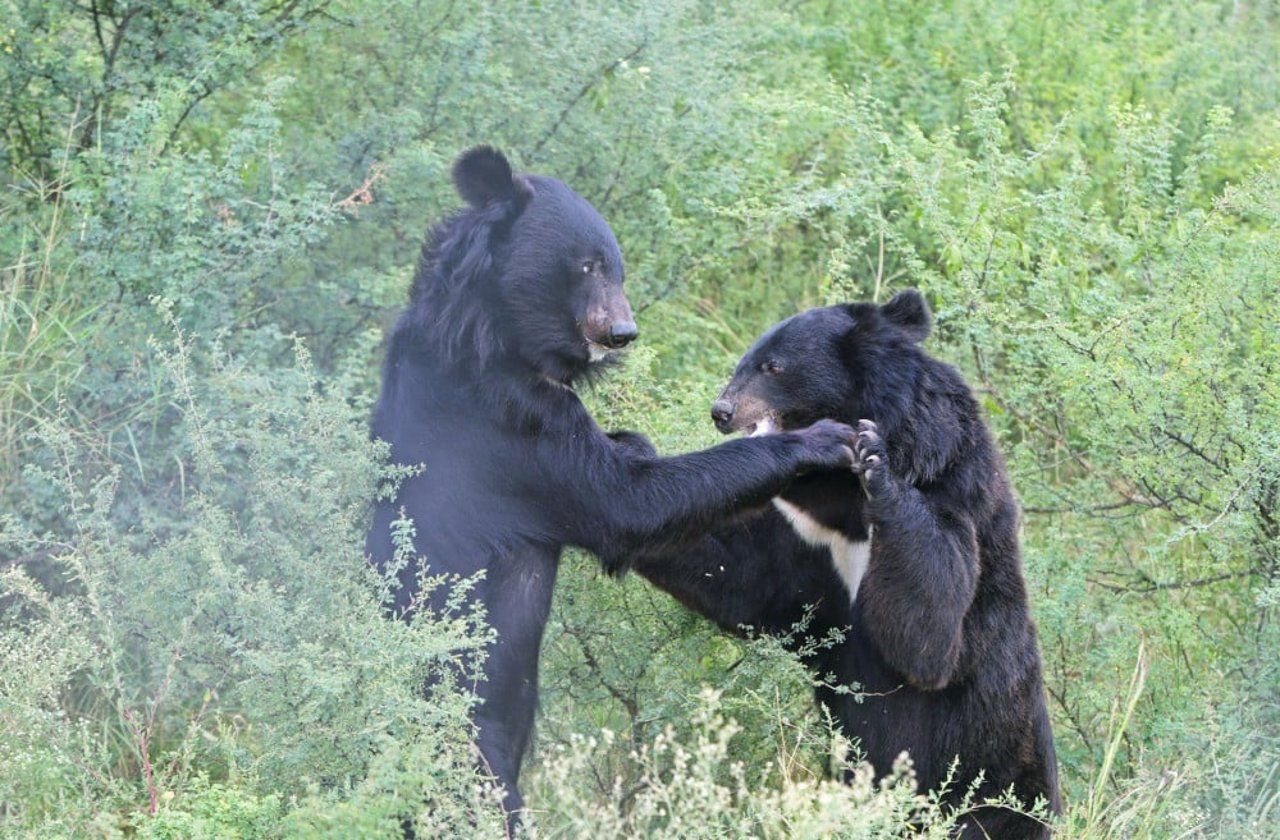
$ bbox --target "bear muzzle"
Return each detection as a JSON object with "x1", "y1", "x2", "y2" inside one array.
[
  {"x1": 583, "y1": 287, "x2": 638, "y2": 354},
  {"x1": 711, "y1": 399, "x2": 736, "y2": 432},
  {"x1": 604, "y1": 320, "x2": 638, "y2": 348},
  {"x1": 711, "y1": 395, "x2": 778, "y2": 437}
]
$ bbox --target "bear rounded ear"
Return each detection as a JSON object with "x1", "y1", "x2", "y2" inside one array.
[
  {"x1": 881, "y1": 288, "x2": 932, "y2": 342},
  {"x1": 452, "y1": 146, "x2": 533, "y2": 208}
]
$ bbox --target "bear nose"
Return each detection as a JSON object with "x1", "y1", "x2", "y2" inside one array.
[
  {"x1": 710, "y1": 400, "x2": 735, "y2": 431},
  {"x1": 606, "y1": 321, "x2": 639, "y2": 348}
]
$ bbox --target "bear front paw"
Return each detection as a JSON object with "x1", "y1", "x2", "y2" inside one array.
[
  {"x1": 797, "y1": 419, "x2": 858, "y2": 470},
  {"x1": 854, "y1": 419, "x2": 891, "y2": 497}
]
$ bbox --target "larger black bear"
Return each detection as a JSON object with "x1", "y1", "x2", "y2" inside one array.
[
  {"x1": 633, "y1": 290, "x2": 1060, "y2": 839},
  {"x1": 365, "y1": 147, "x2": 858, "y2": 829}
]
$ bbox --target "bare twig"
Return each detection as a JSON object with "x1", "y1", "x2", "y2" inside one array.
[
  {"x1": 335, "y1": 162, "x2": 388, "y2": 216},
  {"x1": 968, "y1": 341, "x2": 1159, "y2": 509},
  {"x1": 1087, "y1": 570, "x2": 1253, "y2": 594},
  {"x1": 530, "y1": 40, "x2": 649, "y2": 161}
]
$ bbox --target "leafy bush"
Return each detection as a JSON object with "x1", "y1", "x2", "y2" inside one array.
[
  {"x1": 1, "y1": 318, "x2": 502, "y2": 835},
  {"x1": 2, "y1": 0, "x2": 1278, "y2": 836}
]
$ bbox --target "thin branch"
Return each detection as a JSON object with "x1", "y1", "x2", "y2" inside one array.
[
  {"x1": 1158, "y1": 426, "x2": 1226, "y2": 475},
  {"x1": 1087, "y1": 570, "x2": 1253, "y2": 594},
  {"x1": 968, "y1": 341, "x2": 1160, "y2": 509},
  {"x1": 530, "y1": 40, "x2": 649, "y2": 160},
  {"x1": 1023, "y1": 500, "x2": 1139, "y2": 515}
]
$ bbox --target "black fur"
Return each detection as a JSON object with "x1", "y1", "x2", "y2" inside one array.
[
  {"x1": 452, "y1": 145, "x2": 534, "y2": 208},
  {"x1": 633, "y1": 290, "x2": 1060, "y2": 839},
  {"x1": 366, "y1": 147, "x2": 859, "y2": 831}
]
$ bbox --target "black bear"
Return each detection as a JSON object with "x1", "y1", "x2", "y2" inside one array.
[
  {"x1": 365, "y1": 146, "x2": 859, "y2": 829},
  {"x1": 631, "y1": 290, "x2": 1060, "y2": 839}
]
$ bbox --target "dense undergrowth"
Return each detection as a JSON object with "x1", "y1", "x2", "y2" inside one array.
[{"x1": 2, "y1": 1, "x2": 1277, "y2": 836}]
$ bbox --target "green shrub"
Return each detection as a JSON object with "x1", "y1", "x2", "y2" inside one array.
[
  {"x1": 1, "y1": 316, "x2": 503, "y2": 835},
  {"x1": 2, "y1": 0, "x2": 1278, "y2": 836}
]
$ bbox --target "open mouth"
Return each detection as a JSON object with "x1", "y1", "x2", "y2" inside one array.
[
  {"x1": 587, "y1": 341, "x2": 612, "y2": 362},
  {"x1": 744, "y1": 416, "x2": 778, "y2": 437}
]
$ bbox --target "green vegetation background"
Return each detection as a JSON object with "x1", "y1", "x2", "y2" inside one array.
[{"x1": 2, "y1": 1, "x2": 1277, "y2": 836}]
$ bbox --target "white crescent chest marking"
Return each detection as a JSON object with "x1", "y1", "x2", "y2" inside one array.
[{"x1": 773, "y1": 498, "x2": 872, "y2": 603}]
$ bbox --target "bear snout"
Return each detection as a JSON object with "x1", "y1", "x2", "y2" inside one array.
[
  {"x1": 711, "y1": 399, "x2": 736, "y2": 433},
  {"x1": 711, "y1": 395, "x2": 776, "y2": 436},
  {"x1": 605, "y1": 320, "x2": 638, "y2": 348},
  {"x1": 584, "y1": 284, "x2": 637, "y2": 351}
]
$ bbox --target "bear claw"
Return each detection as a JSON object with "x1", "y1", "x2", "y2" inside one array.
[{"x1": 854, "y1": 419, "x2": 889, "y2": 492}]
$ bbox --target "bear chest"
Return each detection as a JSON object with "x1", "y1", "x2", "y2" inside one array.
[{"x1": 773, "y1": 498, "x2": 873, "y2": 603}]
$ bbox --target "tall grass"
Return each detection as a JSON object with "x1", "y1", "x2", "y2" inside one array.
[{"x1": 1, "y1": 112, "x2": 98, "y2": 468}]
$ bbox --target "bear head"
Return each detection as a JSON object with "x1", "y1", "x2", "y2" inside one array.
[
  {"x1": 710, "y1": 289, "x2": 932, "y2": 436},
  {"x1": 415, "y1": 146, "x2": 636, "y2": 384}
]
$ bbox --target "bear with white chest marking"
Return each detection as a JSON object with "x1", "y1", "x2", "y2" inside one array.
[
  {"x1": 366, "y1": 147, "x2": 861, "y2": 833},
  {"x1": 633, "y1": 290, "x2": 1060, "y2": 838}
]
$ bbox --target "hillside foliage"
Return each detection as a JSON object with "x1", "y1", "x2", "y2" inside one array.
[{"x1": 2, "y1": 1, "x2": 1277, "y2": 836}]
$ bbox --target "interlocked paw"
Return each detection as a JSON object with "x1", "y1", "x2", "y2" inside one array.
[
  {"x1": 854, "y1": 419, "x2": 890, "y2": 495},
  {"x1": 799, "y1": 418, "x2": 859, "y2": 470}
]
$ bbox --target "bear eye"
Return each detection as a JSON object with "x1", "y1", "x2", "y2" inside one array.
[
  {"x1": 580, "y1": 260, "x2": 596, "y2": 275},
  {"x1": 761, "y1": 359, "x2": 783, "y2": 376}
]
